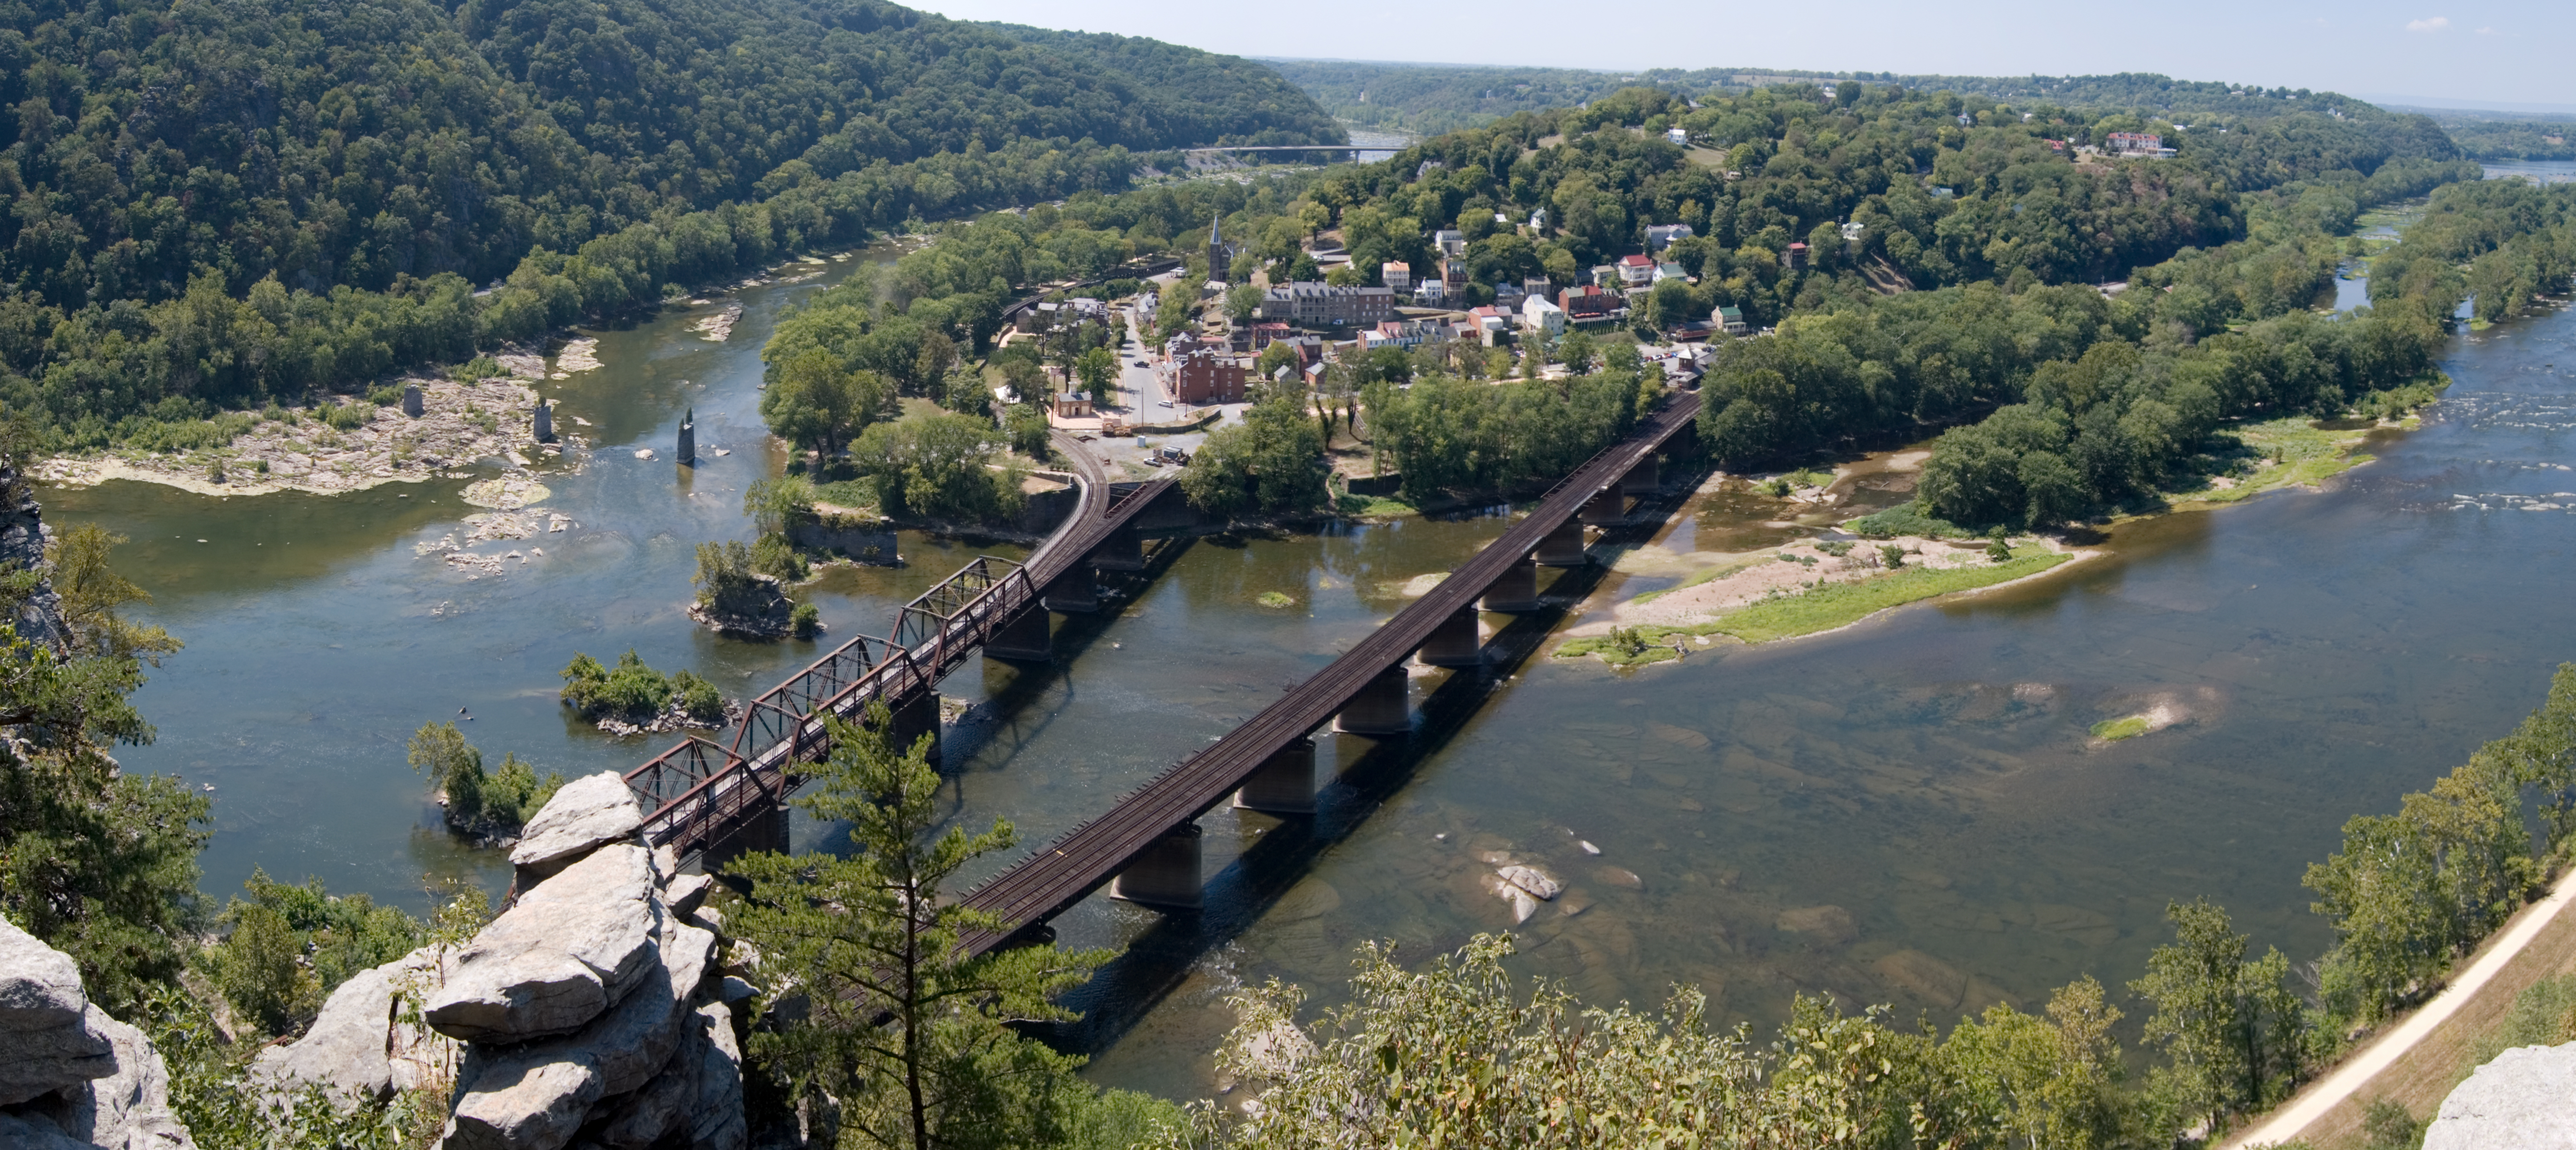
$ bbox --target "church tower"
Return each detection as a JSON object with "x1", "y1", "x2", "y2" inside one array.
[{"x1": 1207, "y1": 213, "x2": 1230, "y2": 281}]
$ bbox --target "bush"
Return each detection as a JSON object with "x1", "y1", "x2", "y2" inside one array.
[
  {"x1": 199, "y1": 869, "x2": 426, "y2": 1039},
  {"x1": 791, "y1": 602, "x2": 822, "y2": 639},
  {"x1": 449, "y1": 355, "x2": 506, "y2": 382},
  {"x1": 408, "y1": 721, "x2": 562, "y2": 834},
  {"x1": 322, "y1": 400, "x2": 373, "y2": 430},
  {"x1": 562, "y1": 649, "x2": 732, "y2": 726},
  {"x1": 1846, "y1": 501, "x2": 1969, "y2": 539},
  {"x1": 367, "y1": 384, "x2": 405, "y2": 407},
  {"x1": 671, "y1": 670, "x2": 727, "y2": 723},
  {"x1": 751, "y1": 533, "x2": 810, "y2": 582}
]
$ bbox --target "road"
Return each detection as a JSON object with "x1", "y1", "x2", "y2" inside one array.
[{"x1": 2226, "y1": 865, "x2": 2576, "y2": 1147}]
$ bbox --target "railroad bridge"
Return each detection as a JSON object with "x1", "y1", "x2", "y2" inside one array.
[
  {"x1": 621, "y1": 432, "x2": 1186, "y2": 861},
  {"x1": 954, "y1": 391, "x2": 1705, "y2": 955}
]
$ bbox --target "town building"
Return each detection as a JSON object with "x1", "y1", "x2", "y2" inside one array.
[
  {"x1": 1646, "y1": 224, "x2": 1695, "y2": 251},
  {"x1": 1617, "y1": 254, "x2": 1657, "y2": 288},
  {"x1": 1159, "y1": 334, "x2": 1249, "y2": 404},
  {"x1": 1466, "y1": 305, "x2": 1517, "y2": 346},
  {"x1": 2106, "y1": 132, "x2": 2176, "y2": 158},
  {"x1": 1494, "y1": 281, "x2": 1526, "y2": 310},
  {"x1": 1257, "y1": 282, "x2": 1398, "y2": 327},
  {"x1": 1442, "y1": 258, "x2": 1469, "y2": 289},
  {"x1": 1528, "y1": 207, "x2": 1549, "y2": 231},
  {"x1": 1381, "y1": 261, "x2": 1412, "y2": 290},
  {"x1": 1666, "y1": 127, "x2": 1689, "y2": 146},
  {"x1": 1783, "y1": 242, "x2": 1809, "y2": 270},
  {"x1": 1559, "y1": 285, "x2": 1625, "y2": 326},
  {"x1": 1434, "y1": 229, "x2": 1466, "y2": 257},
  {"x1": 1207, "y1": 213, "x2": 1235, "y2": 280},
  {"x1": 1713, "y1": 305, "x2": 1748, "y2": 335},
  {"x1": 1654, "y1": 262, "x2": 1688, "y2": 284},
  {"x1": 1520, "y1": 295, "x2": 1566, "y2": 338},
  {"x1": 1413, "y1": 278, "x2": 1448, "y2": 305}
]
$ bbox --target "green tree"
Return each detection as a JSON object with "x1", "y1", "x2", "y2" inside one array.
[
  {"x1": 725, "y1": 702, "x2": 1110, "y2": 1150},
  {"x1": 1075, "y1": 346, "x2": 1119, "y2": 406},
  {"x1": 1179, "y1": 385, "x2": 1328, "y2": 516},
  {"x1": 761, "y1": 351, "x2": 896, "y2": 462},
  {"x1": 1156, "y1": 287, "x2": 1195, "y2": 341},
  {"x1": 49, "y1": 525, "x2": 181, "y2": 666},
  {"x1": 2129, "y1": 899, "x2": 2310, "y2": 1132},
  {"x1": 1224, "y1": 283, "x2": 1265, "y2": 323},
  {"x1": 853, "y1": 412, "x2": 1026, "y2": 524}
]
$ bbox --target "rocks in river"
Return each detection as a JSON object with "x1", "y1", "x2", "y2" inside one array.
[
  {"x1": 1594, "y1": 865, "x2": 1645, "y2": 890},
  {"x1": 1775, "y1": 905, "x2": 1858, "y2": 947},
  {"x1": 1482, "y1": 875, "x2": 1540, "y2": 924},
  {"x1": 687, "y1": 573, "x2": 794, "y2": 640},
  {"x1": 0, "y1": 914, "x2": 195, "y2": 1149},
  {"x1": 509, "y1": 772, "x2": 645, "y2": 878},
  {"x1": 2425, "y1": 1043, "x2": 2576, "y2": 1149},
  {"x1": 1496, "y1": 865, "x2": 1562, "y2": 901}
]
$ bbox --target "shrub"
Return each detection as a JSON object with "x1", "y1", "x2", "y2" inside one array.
[
  {"x1": 751, "y1": 533, "x2": 809, "y2": 582},
  {"x1": 367, "y1": 384, "x2": 405, "y2": 407},
  {"x1": 1879, "y1": 544, "x2": 1907, "y2": 569},
  {"x1": 561, "y1": 650, "x2": 675, "y2": 718},
  {"x1": 671, "y1": 670, "x2": 727, "y2": 722},
  {"x1": 791, "y1": 602, "x2": 822, "y2": 639},
  {"x1": 323, "y1": 400, "x2": 373, "y2": 430},
  {"x1": 449, "y1": 355, "x2": 506, "y2": 382}
]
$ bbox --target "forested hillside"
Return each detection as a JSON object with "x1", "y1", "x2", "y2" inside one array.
[{"x1": 0, "y1": 0, "x2": 1334, "y2": 448}]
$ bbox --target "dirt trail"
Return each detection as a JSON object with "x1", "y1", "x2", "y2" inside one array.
[{"x1": 2227, "y1": 866, "x2": 2576, "y2": 1148}]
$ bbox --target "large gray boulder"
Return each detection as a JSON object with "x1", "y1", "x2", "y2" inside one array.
[
  {"x1": 1, "y1": 916, "x2": 114, "y2": 1106},
  {"x1": 251, "y1": 965, "x2": 398, "y2": 1104},
  {"x1": 0, "y1": 916, "x2": 193, "y2": 1150},
  {"x1": 443, "y1": 923, "x2": 715, "y2": 1150},
  {"x1": 2425, "y1": 1042, "x2": 2576, "y2": 1149},
  {"x1": 426, "y1": 844, "x2": 662, "y2": 1043},
  {"x1": 48, "y1": 1012, "x2": 195, "y2": 1150},
  {"x1": 510, "y1": 773, "x2": 644, "y2": 878},
  {"x1": 586, "y1": 1001, "x2": 743, "y2": 1150}
]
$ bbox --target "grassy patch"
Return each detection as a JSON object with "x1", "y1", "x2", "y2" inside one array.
[
  {"x1": 2167, "y1": 416, "x2": 2381, "y2": 506},
  {"x1": 1845, "y1": 501, "x2": 1970, "y2": 539},
  {"x1": 1705, "y1": 551, "x2": 2071, "y2": 643},
  {"x1": 2090, "y1": 715, "x2": 2150, "y2": 741},
  {"x1": 1556, "y1": 627, "x2": 1688, "y2": 667},
  {"x1": 1255, "y1": 591, "x2": 1294, "y2": 608},
  {"x1": 810, "y1": 479, "x2": 882, "y2": 514},
  {"x1": 1337, "y1": 492, "x2": 1420, "y2": 517}
]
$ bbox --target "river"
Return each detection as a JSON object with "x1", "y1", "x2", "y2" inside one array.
[{"x1": 44, "y1": 230, "x2": 2576, "y2": 1101}]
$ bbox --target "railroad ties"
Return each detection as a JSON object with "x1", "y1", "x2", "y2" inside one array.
[{"x1": 954, "y1": 392, "x2": 1706, "y2": 953}]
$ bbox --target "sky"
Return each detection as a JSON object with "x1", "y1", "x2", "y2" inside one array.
[{"x1": 914, "y1": 0, "x2": 2576, "y2": 112}]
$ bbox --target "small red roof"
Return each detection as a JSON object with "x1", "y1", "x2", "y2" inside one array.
[{"x1": 1618, "y1": 254, "x2": 1655, "y2": 267}]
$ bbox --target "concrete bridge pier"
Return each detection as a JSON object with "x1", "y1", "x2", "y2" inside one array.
[
  {"x1": 1481, "y1": 556, "x2": 1541, "y2": 611},
  {"x1": 888, "y1": 691, "x2": 943, "y2": 764},
  {"x1": 1415, "y1": 608, "x2": 1484, "y2": 667},
  {"x1": 1334, "y1": 664, "x2": 1413, "y2": 735},
  {"x1": 1090, "y1": 526, "x2": 1145, "y2": 572},
  {"x1": 984, "y1": 605, "x2": 1052, "y2": 662},
  {"x1": 1620, "y1": 455, "x2": 1659, "y2": 495},
  {"x1": 1110, "y1": 823, "x2": 1204, "y2": 910},
  {"x1": 1534, "y1": 518, "x2": 1588, "y2": 567},
  {"x1": 1579, "y1": 488, "x2": 1625, "y2": 525},
  {"x1": 1233, "y1": 738, "x2": 1317, "y2": 815},
  {"x1": 1039, "y1": 568, "x2": 1099, "y2": 613}
]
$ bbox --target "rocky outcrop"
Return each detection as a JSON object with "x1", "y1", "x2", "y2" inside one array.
[
  {"x1": 252, "y1": 776, "x2": 746, "y2": 1150},
  {"x1": 0, "y1": 469, "x2": 66, "y2": 653},
  {"x1": 509, "y1": 773, "x2": 646, "y2": 879},
  {"x1": 0, "y1": 916, "x2": 194, "y2": 1150},
  {"x1": 426, "y1": 843, "x2": 663, "y2": 1044},
  {"x1": 688, "y1": 574, "x2": 793, "y2": 639},
  {"x1": 2425, "y1": 1042, "x2": 2576, "y2": 1149}
]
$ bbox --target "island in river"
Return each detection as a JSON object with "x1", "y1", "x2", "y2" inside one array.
[{"x1": 1557, "y1": 404, "x2": 2428, "y2": 664}]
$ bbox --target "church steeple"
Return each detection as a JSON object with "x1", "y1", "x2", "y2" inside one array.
[{"x1": 1206, "y1": 212, "x2": 1229, "y2": 281}]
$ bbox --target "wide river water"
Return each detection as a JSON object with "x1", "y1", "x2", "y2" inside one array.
[{"x1": 49, "y1": 206, "x2": 2576, "y2": 1097}]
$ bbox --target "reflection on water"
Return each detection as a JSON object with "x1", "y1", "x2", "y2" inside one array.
[{"x1": 49, "y1": 227, "x2": 2576, "y2": 1105}]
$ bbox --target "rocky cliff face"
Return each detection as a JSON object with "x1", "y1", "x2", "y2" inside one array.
[
  {"x1": 0, "y1": 467, "x2": 68, "y2": 653},
  {"x1": 253, "y1": 772, "x2": 750, "y2": 1150},
  {"x1": 0, "y1": 916, "x2": 196, "y2": 1150},
  {"x1": 2424, "y1": 1041, "x2": 2576, "y2": 1149}
]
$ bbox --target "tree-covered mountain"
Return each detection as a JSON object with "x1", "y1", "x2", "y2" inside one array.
[
  {"x1": 0, "y1": 0, "x2": 1336, "y2": 447},
  {"x1": 0, "y1": 0, "x2": 1336, "y2": 309}
]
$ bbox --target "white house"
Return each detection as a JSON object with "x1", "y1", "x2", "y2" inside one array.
[
  {"x1": 1434, "y1": 229, "x2": 1466, "y2": 257},
  {"x1": 1666, "y1": 127, "x2": 1689, "y2": 146},
  {"x1": 1521, "y1": 295, "x2": 1566, "y2": 338}
]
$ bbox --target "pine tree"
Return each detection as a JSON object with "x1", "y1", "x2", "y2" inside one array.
[{"x1": 726, "y1": 702, "x2": 1109, "y2": 1150}]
